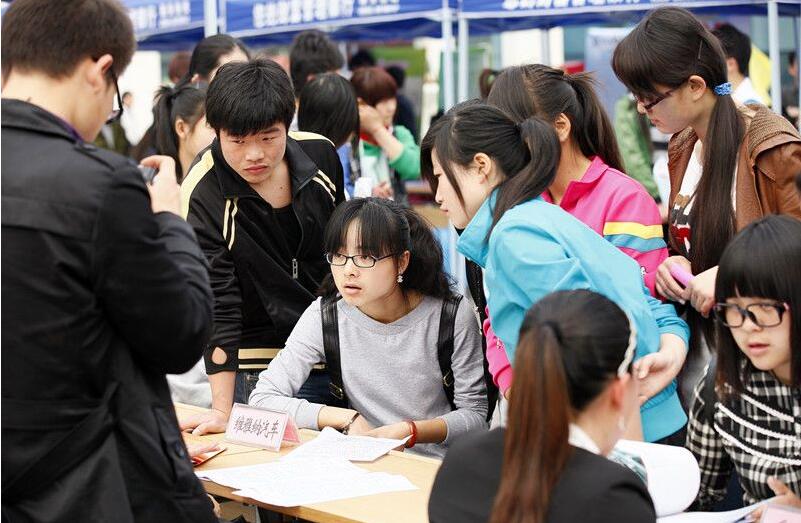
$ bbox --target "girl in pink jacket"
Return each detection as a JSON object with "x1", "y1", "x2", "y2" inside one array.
[{"x1": 484, "y1": 65, "x2": 670, "y2": 413}]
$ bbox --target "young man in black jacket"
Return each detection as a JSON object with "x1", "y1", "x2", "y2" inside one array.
[
  {"x1": 181, "y1": 59, "x2": 346, "y2": 435},
  {"x1": 1, "y1": 0, "x2": 216, "y2": 521}
]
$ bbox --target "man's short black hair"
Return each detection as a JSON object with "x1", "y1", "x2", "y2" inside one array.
[
  {"x1": 348, "y1": 49, "x2": 377, "y2": 71},
  {"x1": 712, "y1": 23, "x2": 752, "y2": 77},
  {"x1": 1, "y1": 0, "x2": 135, "y2": 81},
  {"x1": 289, "y1": 30, "x2": 344, "y2": 98},
  {"x1": 206, "y1": 59, "x2": 295, "y2": 136}
]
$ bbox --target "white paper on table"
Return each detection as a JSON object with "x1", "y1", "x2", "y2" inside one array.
[
  {"x1": 657, "y1": 498, "x2": 773, "y2": 523},
  {"x1": 195, "y1": 457, "x2": 366, "y2": 490},
  {"x1": 282, "y1": 426, "x2": 410, "y2": 462},
  {"x1": 234, "y1": 471, "x2": 417, "y2": 507}
]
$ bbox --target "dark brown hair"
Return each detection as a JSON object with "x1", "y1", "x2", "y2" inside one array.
[
  {"x1": 613, "y1": 7, "x2": 745, "y2": 348},
  {"x1": 153, "y1": 84, "x2": 206, "y2": 182},
  {"x1": 492, "y1": 290, "x2": 633, "y2": 523},
  {"x1": 350, "y1": 66, "x2": 398, "y2": 107},
  {"x1": 2, "y1": 0, "x2": 135, "y2": 81},
  {"x1": 421, "y1": 101, "x2": 560, "y2": 236},
  {"x1": 488, "y1": 64, "x2": 624, "y2": 172},
  {"x1": 714, "y1": 215, "x2": 801, "y2": 391},
  {"x1": 478, "y1": 68, "x2": 502, "y2": 99}
]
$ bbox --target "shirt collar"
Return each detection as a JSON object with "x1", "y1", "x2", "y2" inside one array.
[
  {"x1": 568, "y1": 424, "x2": 602, "y2": 455},
  {"x1": 543, "y1": 156, "x2": 608, "y2": 207},
  {"x1": 211, "y1": 134, "x2": 319, "y2": 199}
]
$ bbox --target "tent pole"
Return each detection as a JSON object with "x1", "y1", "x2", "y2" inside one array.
[
  {"x1": 458, "y1": 14, "x2": 469, "y2": 102},
  {"x1": 797, "y1": 12, "x2": 801, "y2": 131},
  {"x1": 442, "y1": 1, "x2": 455, "y2": 110},
  {"x1": 540, "y1": 27, "x2": 550, "y2": 66},
  {"x1": 204, "y1": 0, "x2": 218, "y2": 37},
  {"x1": 768, "y1": 0, "x2": 781, "y2": 113}
]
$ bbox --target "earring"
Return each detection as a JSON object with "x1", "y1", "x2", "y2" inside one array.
[{"x1": 397, "y1": 274, "x2": 404, "y2": 283}]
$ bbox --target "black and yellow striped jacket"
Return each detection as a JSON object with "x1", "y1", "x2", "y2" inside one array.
[{"x1": 181, "y1": 132, "x2": 345, "y2": 374}]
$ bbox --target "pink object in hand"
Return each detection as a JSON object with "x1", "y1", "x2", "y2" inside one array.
[{"x1": 670, "y1": 264, "x2": 694, "y2": 287}]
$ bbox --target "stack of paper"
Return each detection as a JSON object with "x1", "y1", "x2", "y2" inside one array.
[
  {"x1": 283, "y1": 426, "x2": 409, "y2": 462},
  {"x1": 196, "y1": 457, "x2": 417, "y2": 507}
]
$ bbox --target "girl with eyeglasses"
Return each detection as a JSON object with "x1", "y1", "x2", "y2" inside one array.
[
  {"x1": 612, "y1": 8, "x2": 801, "y2": 387},
  {"x1": 248, "y1": 198, "x2": 488, "y2": 457},
  {"x1": 686, "y1": 215, "x2": 801, "y2": 513}
]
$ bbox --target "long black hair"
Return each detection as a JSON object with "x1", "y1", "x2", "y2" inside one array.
[
  {"x1": 180, "y1": 34, "x2": 250, "y2": 85},
  {"x1": 421, "y1": 101, "x2": 561, "y2": 236},
  {"x1": 488, "y1": 64, "x2": 624, "y2": 173},
  {"x1": 612, "y1": 7, "x2": 744, "y2": 278},
  {"x1": 319, "y1": 198, "x2": 453, "y2": 300},
  {"x1": 714, "y1": 215, "x2": 801, "y2": 391},
  {"x1": 492, "y1": 290, "x2": 634, "y2": 523},
  {"x1": 298, "y1": 73, "x2": 359, "y2": 148},
  {"x1": 153, "y1": 83, "x2": 206, "y2": 182}
]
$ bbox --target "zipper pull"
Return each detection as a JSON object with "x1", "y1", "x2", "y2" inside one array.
[{"x1": 292, "y1": 258, "x2": 299, "y2": 279}]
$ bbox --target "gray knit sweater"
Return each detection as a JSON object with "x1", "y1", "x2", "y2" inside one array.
[{"x1": 249, "y1": 295, "x2": 489, "y2": 458}]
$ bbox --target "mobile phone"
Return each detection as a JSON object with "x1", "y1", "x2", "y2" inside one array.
[
  {"x1": 138, "y1": 165, "x2": 157, "y2": 184},
  {"x1": 669, "y1": 264, "x2": 694, "y2": 287}
]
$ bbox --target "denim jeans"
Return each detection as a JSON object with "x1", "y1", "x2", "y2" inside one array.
[{"x1": 234, "y1": 369, "x2": 334, "y2": 405}]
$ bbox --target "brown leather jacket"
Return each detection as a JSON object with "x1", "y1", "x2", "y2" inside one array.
[{"x1": 667, "y1": 105, "x2": 801, "y2": 252}]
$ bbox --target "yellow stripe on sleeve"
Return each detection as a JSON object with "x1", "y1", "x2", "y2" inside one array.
[{"x1": 602, "y1": 222, "x2": 664, "y2": 239}]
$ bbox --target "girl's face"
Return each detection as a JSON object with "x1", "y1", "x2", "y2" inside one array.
[
  {"x1": 375, "y1": 97, "x2": 397, "y2": 128},
  {"x1": 330, "y1": 221, "x2": 409, "y2": 309},
  {"x1": 431, "y1": 149, "x2": 491, "y2": 230},
  {"x1": 725, "y1": 295, "x2": 792, "y2": 379},
  {"x1": 636, "y1": 82, "x2": 697, "y2": 135},
  {"x1": 179, "y1": 115, "x2": 215, "y2": 160}
]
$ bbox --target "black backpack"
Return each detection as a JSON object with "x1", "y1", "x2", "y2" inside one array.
[{"x1": 320, "y1": 294, "x2": 465, "y2": 411}]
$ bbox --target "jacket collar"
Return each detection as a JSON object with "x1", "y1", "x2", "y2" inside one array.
[
  {"x1": 2, "y1": 98, "x2": 83, "y2": 143},
  {"x1": 457, "y1": 191, "x2": 498, "y2": 268},
  {"x1": 211, "y1": 134, "x2": 320, "y2": 199},
  {"x1": 543, "y1": 156, "x2": 607, "y2": 207}
]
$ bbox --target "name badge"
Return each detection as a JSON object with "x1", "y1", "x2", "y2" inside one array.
[{"x1": 225, "y1": 403, "x2": 300, "y2": 451}]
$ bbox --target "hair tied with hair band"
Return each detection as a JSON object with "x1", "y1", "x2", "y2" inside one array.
[
  {"x1": 541, "y1": 320, "x2": 564, "y2": 344},
  {"x1": 714, "y1": 82, "x2": 732, "y2": 96},
  {"x1": 617, "y1": 316, "x2": 637, "y2": 377}
]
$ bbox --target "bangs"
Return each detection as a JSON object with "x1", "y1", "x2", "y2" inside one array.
[
  {"x1": 611, "y1": 30, "x2": 662, "y2": 100},
  {"x1": 323, "y1": 198, "x2": 409, "y2": 258},
  {"x1": 715, "y1": 216, "x2": 801, "y2": 305}
]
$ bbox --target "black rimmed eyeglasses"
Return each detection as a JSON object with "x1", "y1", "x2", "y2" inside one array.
[
  {"x1": 713, "y1": 302, "x2": 790, "y2": 328},
  {"x1": 106, "y1": 68, "x2": 124, "y2": 125},
  {"x1": 635, "y1": 81, "x2": 686, "y2": 111},
  {"x1": 325, "y1": 252, "x2": 398, "y2": 269}
]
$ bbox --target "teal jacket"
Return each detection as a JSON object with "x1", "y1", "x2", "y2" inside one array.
[
  {"x1": 361, "y1": 125, "x2": 420, "y2": 181},
  {"x1": 458, "y1": 193, "x2": 689, "y2": 442}
]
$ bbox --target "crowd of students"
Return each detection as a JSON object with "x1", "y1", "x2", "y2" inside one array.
[{"x1": 2, "y1": 0, "x2": 800, "y2": 522}]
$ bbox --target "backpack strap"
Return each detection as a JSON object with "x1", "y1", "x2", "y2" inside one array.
[
  {"x1": 321, "y1": 296, "x2": 349, "y2": 408},
  {"x1": 703, "y1": 356, "x2": 718, "y2": 425},
  {"x1": 437, "y1": 295, "x2": 463, "y2": 411}
]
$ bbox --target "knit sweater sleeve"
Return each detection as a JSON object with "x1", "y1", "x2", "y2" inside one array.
[{"x1": 248, "y1": 299, "x2": 326, "y2": 429}]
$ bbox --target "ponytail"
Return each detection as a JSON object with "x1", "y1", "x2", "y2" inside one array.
[
  {"x1": 487, "y1": 65, "x2": 624, "y2": 172},
  {"x1": 491, "y1": 323, "x2": 571, "y2": 523},
  {"x1": 479, "y1": 68, "x2": 501, "y2": 99},
  {"x1": 491, "y1": 290, "x2": 633, "y2": 523},
  {"x1": 490, "y1": 117, "x2": 560, "y2": 235},
  {"x1": 153, "y1": 84, "x2": 207, "y2": 182}
]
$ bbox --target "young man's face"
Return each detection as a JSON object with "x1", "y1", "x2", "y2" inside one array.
[{"x1": 218, "y1": 123, "x2": 287, "y2": 186}]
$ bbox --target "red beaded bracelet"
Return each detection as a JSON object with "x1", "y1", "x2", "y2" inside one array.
[{"x1": 405, "y1": 420, "x2": 418, "y2": 448}]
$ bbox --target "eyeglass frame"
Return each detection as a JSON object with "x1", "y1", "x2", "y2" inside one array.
[
  {"x1": 712, "y1": 301, "x2": 790, "y2": 328},
  {"x1": 635, "y1": 81, "x2": 686, "y2": 111},
  {"x1": 105, "y1": 67, "x2": 124, "y2": 125},
  {"x1": 324, "y1": 252, "x2": 399, "y2": 269}
]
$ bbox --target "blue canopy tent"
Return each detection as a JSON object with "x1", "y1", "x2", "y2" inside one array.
[
  {"x1": 127, "y1": 0, "x2": 219, "y2": 50},
  {"x1": 223, "y1": 0, "x2": 458, "y2": 108},
  {"x1": 457, "y1": 0, "x2": 801, "y2": 113}
]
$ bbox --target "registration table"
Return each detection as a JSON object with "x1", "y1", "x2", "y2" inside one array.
[{"x1": 176, "y1": 403, "x2": 441, "y2": 523}]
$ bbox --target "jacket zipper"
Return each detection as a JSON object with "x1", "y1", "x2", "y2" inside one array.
[{"x1": 290, "y1": 177, "x2": 311, "y2": 281}]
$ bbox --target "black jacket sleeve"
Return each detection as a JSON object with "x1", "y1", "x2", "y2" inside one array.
[
  {"x1": 92, "y1": 166, "x2": 213, "y2": 374},
  {"x1": 185, "y1": 192, "x2": 242, "y2": 374}
]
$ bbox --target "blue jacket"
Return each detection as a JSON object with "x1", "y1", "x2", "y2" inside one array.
[{"x1": 458, "y1": 193, "x2": 689, "y2": 442}]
